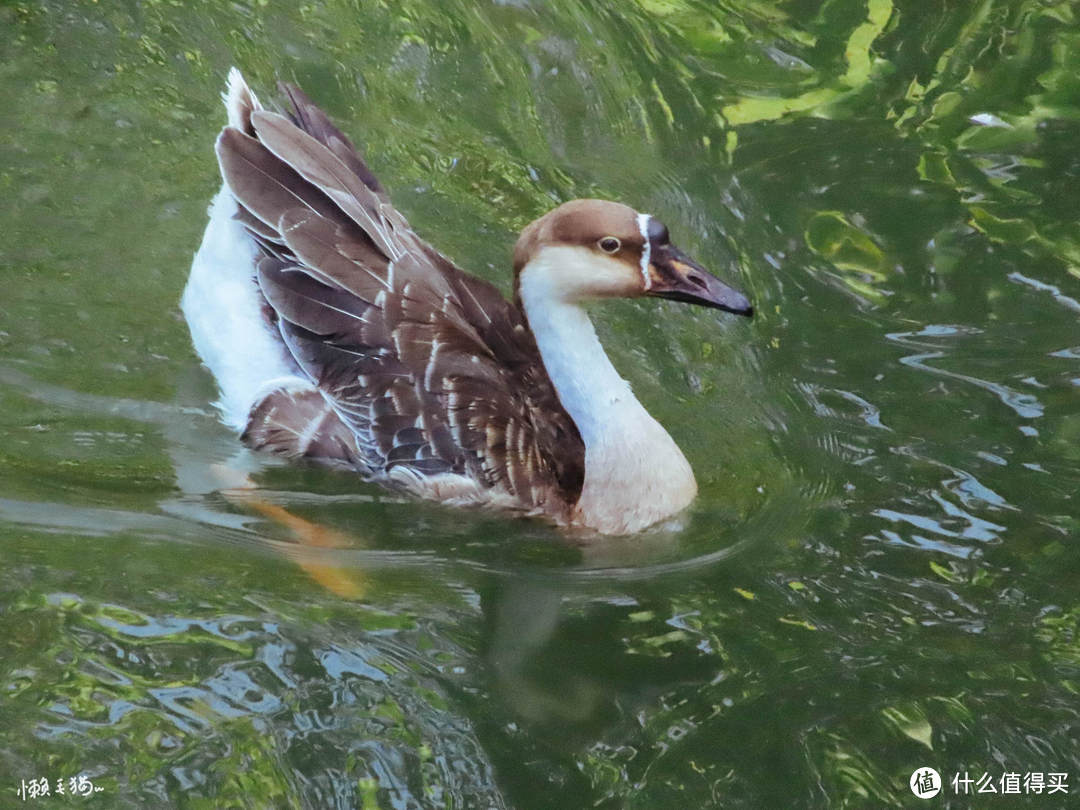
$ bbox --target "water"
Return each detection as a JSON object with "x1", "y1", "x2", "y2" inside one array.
[{"x1": 3, "y1": 0, "x2": 1079, "y2": 807}]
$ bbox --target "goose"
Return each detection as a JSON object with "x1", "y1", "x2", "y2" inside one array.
[{"x1": 183, "y1": 69, "x2": 753, "y2": 536}]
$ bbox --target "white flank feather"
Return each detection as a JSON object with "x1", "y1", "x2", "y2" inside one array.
[{"x1": 182, "y1": 186, "x2": 304, "y2": 432}]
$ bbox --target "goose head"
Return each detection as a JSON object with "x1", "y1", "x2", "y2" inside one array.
[{"x1": 513, "y1": 199, "x2": 753, "y2": 316}]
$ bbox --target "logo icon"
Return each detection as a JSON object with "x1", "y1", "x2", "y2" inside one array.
[{"x1": 910, "y1": 767, "x2": 942, "y2": 799}]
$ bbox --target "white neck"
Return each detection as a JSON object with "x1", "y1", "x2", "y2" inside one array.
[{"x1": 518, "y1": 247, "x2": 697, "y2": 534}]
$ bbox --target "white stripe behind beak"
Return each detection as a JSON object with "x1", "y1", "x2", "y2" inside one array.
[{"x1": 637, "y1": 213, "x2": 652, "y2": 290}]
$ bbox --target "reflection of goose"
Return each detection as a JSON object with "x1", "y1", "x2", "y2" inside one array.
[{"x1": 183, "y1": 69, "x2": 752, "y2": 535}]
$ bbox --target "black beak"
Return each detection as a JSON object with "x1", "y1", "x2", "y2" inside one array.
[{"x1": 645, "y1": 243, "x2": 753, "y2": 317}]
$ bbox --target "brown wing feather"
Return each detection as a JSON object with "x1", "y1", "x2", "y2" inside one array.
[
  {"x1": 242, "y1": 381, "x2": 360, "y2": 465},
  {"x1": 216, "y1": 128, "x2": 343, "y2": 230},
  {"x1": 249, "y1": 110, "x2": 404, "y2": 260},
  {"x1": 278, "y1": 82, "x2": 385, "y2": 195},
  {"x1": 216, "y1": 81, "x2": 584, "y2": 516}
]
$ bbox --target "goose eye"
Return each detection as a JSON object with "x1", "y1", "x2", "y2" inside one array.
[{"x1": 598, "y1": 236, "x2": 621, "y2": 254}]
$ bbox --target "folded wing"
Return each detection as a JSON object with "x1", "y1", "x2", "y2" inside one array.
[{"x1": 216, "y1": 81, "x2": 584, "y2": 517}]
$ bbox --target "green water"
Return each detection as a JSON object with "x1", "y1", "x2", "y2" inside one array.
[{"x1": 3, "y1": 0, "x2": 1079, "y2": 807}]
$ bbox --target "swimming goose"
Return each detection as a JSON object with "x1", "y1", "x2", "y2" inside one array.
[{"x1": 183, "y1": 69, "x2": 752, "y2": 535}]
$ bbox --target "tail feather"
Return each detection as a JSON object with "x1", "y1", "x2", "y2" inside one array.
[{"x1": 224, "y1": 66, "x2": 261, "y2": 134}]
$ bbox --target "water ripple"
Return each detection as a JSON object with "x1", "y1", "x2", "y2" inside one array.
[
  {"x1": 887, "y1": 326, "x2": 1046, "y2": 420},
  {"x1": 1008, "y1": 271, "x2": 1080, "y2": 314}
]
